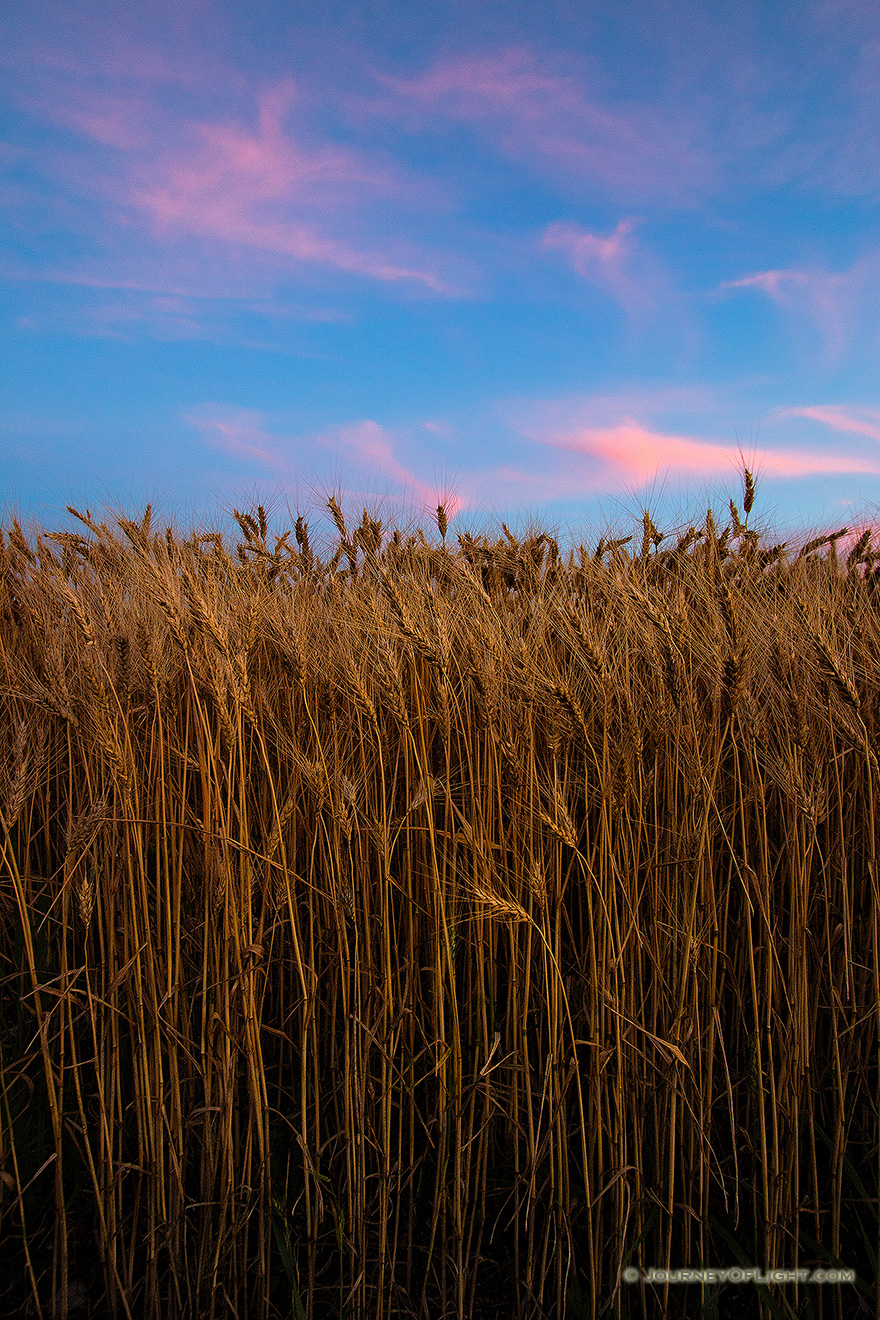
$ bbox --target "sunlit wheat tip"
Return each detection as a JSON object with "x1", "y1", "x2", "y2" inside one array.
[{"x1": 743, "y1": 468, "x2": 756, "y2": 516}]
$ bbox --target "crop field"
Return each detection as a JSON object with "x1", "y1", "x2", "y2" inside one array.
[{"x1": 0, "y1": 470, "x2": 877, "y2": 1319}]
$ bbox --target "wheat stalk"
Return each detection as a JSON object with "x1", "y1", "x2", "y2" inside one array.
[
  {"x1": 182, "y1": 570, "x2": 231, "y2": 657},
  {"x1": 0, "y1": 720, "x2": 40, "y2": 831},
  {"x1": 721, "y1": 645, "x2": 746, "y2": 724},
  {"x1": 811, "y1": 634, "x2": 861, "y2": 712},
  {"x1": 4, "y1": 482, "x2": 879, "y2": 1320}
]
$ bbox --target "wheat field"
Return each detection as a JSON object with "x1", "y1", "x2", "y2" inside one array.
[{"x1": 0, "y1": 471, "x2": 877, "y2": 1318}]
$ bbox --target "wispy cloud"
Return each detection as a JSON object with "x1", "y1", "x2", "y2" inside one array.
[
  {"x1": 1, "y1": 264, "x2": 351, "y2": 318},
  {"x1": 798, "y1": 0, "x2": 880, "y2": 198},
  {"x1": 312, "y1": 419, "x2": 468, "y2": 515},
  {"x1": 500, "y1": 385, "x2": 721, "y2": 436},
  {"x1": 365, "y1": 46, "x2": 715, "y2": 204},
  {"x1": 9, "y1": 63, "x2": 465, "y2": 299},
  {"x1": 506, "y1": 387, "x2": 880, "y2": 490},
  {"x1": 32, "y1": 86, "x2": 160, "y2": 151},
  {"x1": 538, "y1": 420, "x2": 880, "y2": 484},
  {"x1": 719, "y1": 251, "x2": 880, "y2": 363},
  {"x1": 722, "y1": 269, "x2": 810, "y2": 298},
  {"x1": 117, "y1": 80, "x2": 460, "y2": 291},
  {"x1": 775, "y1": 403, "x2": 880, "y2": 445},
  {"x1": 6, "y1": 266, "x2": 350, "y2": 349},
  {"x1": 184, "y1": 406, "x2": 457, "y2": 513},
  {"x1": 184, "y1": 404, "x2": 292, "y2": 470},
  {"x1": 1, "y1": 1, "x2": 232, "y2": 92},
  {"x1": 331, "y1": 420, "x2": 431, "y2": 496},
  {"x1": 541, "y1": 217, "x2": 665, "y2": 323}
]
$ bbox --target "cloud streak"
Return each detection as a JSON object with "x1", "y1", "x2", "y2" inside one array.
[
  {"x1": 11, "y1": 63, "x2": 464, "y2": 298},
  {"x1": 366, "y1": 46, "x2": 715, "y2": 205},
  {"x1": 541, "y1": 217, "x2": 666, "y2": 323},
  {"x1": 125, "y1": 80, "x2": 461, "y2": 291},
  {"x1": 184, "y1": 406, "x2": 454, "y2": 513},
  {"x1": 776, "y1": 404, "x2": 880, "y2": 446},
  {"x1": 720, "y1": 250, "x2": 880, "y2": 364},
  {"x1": 508, "y1": 388, "x2": 880, "y2": 491},
  {"x1": 541, "y1": 420, "x2": 880, "y2": 483},
  {"x1": 184, "y1": 404, "x2": 291, "y2": 470}
]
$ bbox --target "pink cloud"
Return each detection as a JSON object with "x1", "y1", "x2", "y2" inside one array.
[
  {"x1": 184, "y1": 405, "x2": 290, "y2": 470},
  {"x1": 82, "y1": 297, "x2": 206, "y2": 340},
  {"x1": 4, "y1": 264, "x2": 351, "y2": 347},
  {"x1": 0, "y1": 262, "x2": 353, "y2": 323},
  {"x1": 499, "y1": 385, "x2": 721, "y2": 438},
  {"x1": 30, "y1": 86, "x2": 158, "y2": 150},
  {"x1": 721, "y1": 265, "x2": 849, "y2": 332},
  {"x1": 557, "y1": 421, "x2": 880, "y2": 483},
  {"x1": 543, "y1": 217, "x2": 636, "y2": 270},
  {"x1": 2, "y1": 3, "x2": 229, "y2": 93},
  {"x1": 367, "y1": 47, "x2": 714, "y2": 204},
  {"x1": 136, "y1": 77, "x2": 357, "y2": 214},
  {"x1": 382, "y1": 48, "x2": 564, "y2": 106},
  {"x1": 325, "y1": 421, "x2": 448, "y2": 509},
  {"x1": 14, "y1": 65, "x2": 463, "y2": 295},
  {"x1": 457, "y1": 463, "x2": 598, "y2": 508},
  {"x1": 120, "y1": 79, "x2": 459, "y2": 292},
  {"x1": 721, "y1": 269, "x2": 810, "y2": 299},
  {"x1": 510, "y1": 392, "x2": 880, "y2": 490},
  {"x1": 775, "y1": 404, "x2": 880, "y2": 445},
  {"x1": 422, "y1": 420, "x2": 455, "y2": 436},
  {"x1": 720, "y1": 251, "x2": 880, "y2": 363},
  {"x1": 183, "y1": 407, "x2": 462, "y2": 516},
  {"x1": 541, "y1": 217, "x2": 659, "y2": 318}
]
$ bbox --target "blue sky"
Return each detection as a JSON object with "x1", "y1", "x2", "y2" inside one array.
[{"x1": 4, "y1": 0, "x2": 880, "y2": 552}]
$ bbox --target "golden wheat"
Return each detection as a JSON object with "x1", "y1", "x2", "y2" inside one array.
[{"x1": 0, "y1": 476, "x2": 877, "y2": 1320}]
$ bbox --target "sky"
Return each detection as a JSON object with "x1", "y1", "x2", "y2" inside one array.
[{"x1": 4, "y1": 0, "x2": 880, "y2": 553}]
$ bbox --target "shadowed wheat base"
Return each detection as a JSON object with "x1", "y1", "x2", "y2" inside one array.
[{"x1": 0, "y1": 473, "x2": 878, "y2": 1318}]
